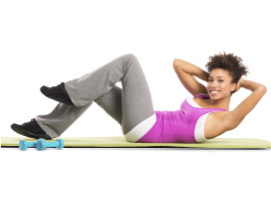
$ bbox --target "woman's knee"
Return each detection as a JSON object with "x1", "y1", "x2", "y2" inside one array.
[
  {"x1": 123, "y1": 53, "x2": 138, "y2": 64},
  {"x1": 124, "y1": 53, "x2": 136, "y2": 59}
]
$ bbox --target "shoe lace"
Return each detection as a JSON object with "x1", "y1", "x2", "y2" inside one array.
[
  {"x1": 50, "y1": 83, "x2": 64, "y2": 94},
  {"x1": 23, "y1": 119, "x2": 36, "y2": 125}
]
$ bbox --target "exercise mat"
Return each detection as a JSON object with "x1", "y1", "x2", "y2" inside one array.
[{"x1": 1, "y1": 137, "x2": 270, "y2": 149}]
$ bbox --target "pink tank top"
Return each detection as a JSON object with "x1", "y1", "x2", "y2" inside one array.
[{"x1": 136, "y1": 93, "x2": 228, "y2": 143}]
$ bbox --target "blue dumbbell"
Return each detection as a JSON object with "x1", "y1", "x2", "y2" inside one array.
[
  {"x1": 36, "y1": 139, "x2": 64, "y2": 151},
  {"x1": 19, "y1": 140, "x2": 38, "y2": 151}
]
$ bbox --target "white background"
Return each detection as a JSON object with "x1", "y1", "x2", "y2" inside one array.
[{"x1": 0, "y1": 0, "x2": 270, "y2": 223}]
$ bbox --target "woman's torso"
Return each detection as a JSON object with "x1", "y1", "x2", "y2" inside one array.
[
  {"x1": 135, "y1": 93, "x2": 228, "y2": 143},
  {"x1": 193, "y1": 95, "x2": 230, "y2": 139}
]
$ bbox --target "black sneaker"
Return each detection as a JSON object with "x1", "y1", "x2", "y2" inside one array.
[
  {"x1": 11, "y1": 119, "x2": 52, "y2": 139},
  {"x1": 40, "y1": 82, "x2": 73, "y2": 104}
]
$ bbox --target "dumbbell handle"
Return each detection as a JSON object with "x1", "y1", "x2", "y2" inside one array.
[
  {"x1": 25, "y1": 141, "x2": 37, "y2": 147},
  {"x1": 43, "y1": 141, "x2": 61, "y2": 147}
]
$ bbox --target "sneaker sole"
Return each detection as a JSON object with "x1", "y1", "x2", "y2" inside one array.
[{"x1": 11, "y1": 124, "x2": 52, "y2": 140}]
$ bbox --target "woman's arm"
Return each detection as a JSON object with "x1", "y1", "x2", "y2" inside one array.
[
  {"x1": 235, "y1": 77, "x2": 266, "y2": 92},
  {"x1": 226, "y1": 78, "x2": 267, "y2": 129},
  {"x1": 173, "y1": 59, "x2": 209, "y2": 96},
  {"x1": 173, "y1": 59, "x2": 210, "y2": 82}
]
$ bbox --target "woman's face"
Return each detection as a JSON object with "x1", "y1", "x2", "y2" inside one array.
[{"x1": 207, "y1": 68, "x2": 237, "y2": 98}]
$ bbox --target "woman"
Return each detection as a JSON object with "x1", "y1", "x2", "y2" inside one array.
[{"x1": 11, "y1": 52, "x2": 267, "y2": 143}]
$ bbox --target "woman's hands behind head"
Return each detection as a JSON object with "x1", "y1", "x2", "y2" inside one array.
[{"x1": 235, "y1": 77, "x2": 244, "y2": 93}]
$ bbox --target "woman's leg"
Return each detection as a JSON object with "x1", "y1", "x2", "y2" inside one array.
[
  {"x1": 94, "y1": 86, "x2": 123, "y2": 125},
  {"x1": 35, "y1": 103, "x2": 91, "y2": 138},
  {"x1": 36, "y1": 54, "x2": 155, "y2": 140},
  {"x1": 35, "y1": 86, "x2": 122, "y2": 138}
]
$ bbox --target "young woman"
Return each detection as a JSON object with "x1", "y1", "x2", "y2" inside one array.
[{"x1": 11, "y1": 53, "x2": 267, "y2": 143}]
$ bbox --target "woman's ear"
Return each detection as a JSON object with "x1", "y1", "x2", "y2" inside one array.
[
  {"x1": 230, "y1": 82, "x2": 237, "y2": 92},
  {"x1": 233, "y1": 78, "x2": 243, "y2": 93}
]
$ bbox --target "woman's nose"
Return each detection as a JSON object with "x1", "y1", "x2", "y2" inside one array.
[{"x1": 211, "y1": 81, "x2": 219, "y2": 86}]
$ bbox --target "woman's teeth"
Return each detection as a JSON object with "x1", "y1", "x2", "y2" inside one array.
[{"x1": 210, "y1": 90, "x2": 220, "y2": 94}]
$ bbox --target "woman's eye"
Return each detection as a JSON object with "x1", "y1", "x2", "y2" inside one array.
[{"x1": 208, "y1": 80, "x2": 223, "y2": 82}]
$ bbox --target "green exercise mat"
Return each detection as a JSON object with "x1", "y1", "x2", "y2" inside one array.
[{"x1": 1, "y1": 137, "x2": 270, "y2": 148}]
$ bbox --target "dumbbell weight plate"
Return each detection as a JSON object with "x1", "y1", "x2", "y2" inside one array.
[
  {"x1": 56, "y1": 139, "x2": 64, "y2": 149},
  {"x1": 19, "y1": 140, "x2": 27, "y2": 151},
  {"x1": 37, "y1": 139, "x2": 46, "y2": 151}
]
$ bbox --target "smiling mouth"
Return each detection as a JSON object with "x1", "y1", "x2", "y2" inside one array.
[{"x1": 210, "y1": 90, "x2": 220, "y2": 94}]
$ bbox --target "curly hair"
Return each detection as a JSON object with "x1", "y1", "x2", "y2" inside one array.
[{"x1": 205, "y1": 51, "x2": 249, "y2": 94}]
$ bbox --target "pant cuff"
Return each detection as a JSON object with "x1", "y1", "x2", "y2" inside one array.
[{"x1": 35, "y1": 117, "x2": 59, "y2": 139}]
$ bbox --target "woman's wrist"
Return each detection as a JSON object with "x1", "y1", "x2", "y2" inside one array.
[{"x1": 239, "y1": 77, "x2": 245, "y2": 88}]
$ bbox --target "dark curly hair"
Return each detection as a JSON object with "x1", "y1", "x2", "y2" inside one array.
[{"x1": 205, "y1": 51, "x2": 249, "y2": 94}]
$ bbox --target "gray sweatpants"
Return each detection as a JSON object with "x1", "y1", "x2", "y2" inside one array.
[{"x1": 35, "y1": 54, "x2": 155, "y2": 139}]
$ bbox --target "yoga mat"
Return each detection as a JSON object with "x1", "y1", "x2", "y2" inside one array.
[{"x1": 1, "y1": 137, "x2": 270, "y2": 149}]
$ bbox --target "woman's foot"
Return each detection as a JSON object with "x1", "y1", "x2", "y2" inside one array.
[
  {"x1": 11, "y1": 119, "x2": 52, "y2": 139},
  {"x1": 40, "y1": 82, "x2": 73, "y2": 104}
]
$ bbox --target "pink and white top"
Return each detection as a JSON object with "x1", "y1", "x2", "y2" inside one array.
[{"x1": 125, "y1": 93, "x2": 228, "y2": 143}]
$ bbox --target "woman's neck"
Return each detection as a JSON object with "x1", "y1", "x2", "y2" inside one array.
[{"x1": 206, "y1": 95, "x2": 231, "y2": 110}]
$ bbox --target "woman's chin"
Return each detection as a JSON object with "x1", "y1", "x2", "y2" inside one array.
[{"x1": 210, "y1": 92, "x2": 221, "y2": 97}]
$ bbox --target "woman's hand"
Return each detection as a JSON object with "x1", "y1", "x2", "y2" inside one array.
[{"x1": 235, "y1": 77, "x2": 244, "y2": 92}]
